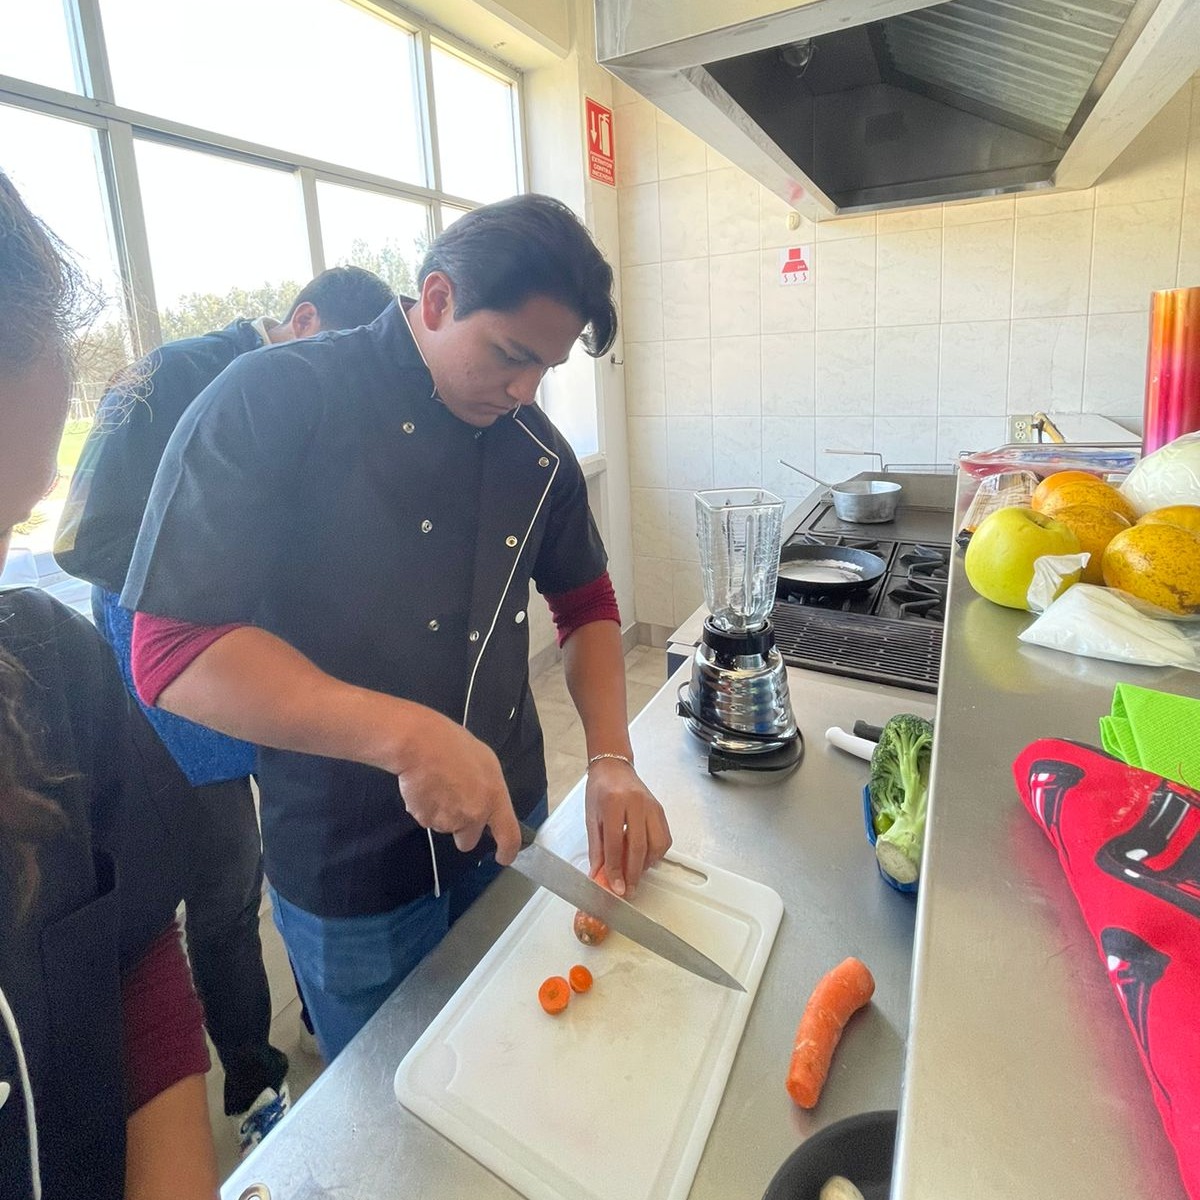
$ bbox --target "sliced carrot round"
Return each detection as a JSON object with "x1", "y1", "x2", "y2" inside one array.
[
  {"x1": 568, "y1": 964, "x2": 593, "y2": 994},
  {"x1": 538, "y1": 975, "x2": 570, "y2": 1015}
]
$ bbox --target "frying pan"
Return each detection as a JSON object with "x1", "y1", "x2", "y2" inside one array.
[{"x1": 776, "y1": 543, "x2": 887, "y2": 600}]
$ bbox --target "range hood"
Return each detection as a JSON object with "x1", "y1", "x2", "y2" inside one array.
[{"x1": 596, "y1": 0, "x2": 1200, "y2": 215}]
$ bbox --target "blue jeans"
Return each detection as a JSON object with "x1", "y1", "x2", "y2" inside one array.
[
  {"x1": 270, "y1": 795, "x2": 548, "y2": 1061},
  {"x1": 92, "y1": 587, "x2": 256, "y2": 785}
]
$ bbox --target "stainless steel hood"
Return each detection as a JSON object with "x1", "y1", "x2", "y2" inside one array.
[{"x1": 596, "y1": 0, "x2": 1200, "y2": 215}]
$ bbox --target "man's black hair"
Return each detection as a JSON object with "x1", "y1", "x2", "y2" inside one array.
[
  {"x1": 286, "y1": 265, "x2": 395, "y2": 331},
  {"x1": 417, "y1": 194, "x2": 618, "y2": 357}
]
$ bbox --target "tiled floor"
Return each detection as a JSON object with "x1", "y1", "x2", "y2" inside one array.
[{"x1": 208, "y1": 643, "x2": 667, "y2": 1181}]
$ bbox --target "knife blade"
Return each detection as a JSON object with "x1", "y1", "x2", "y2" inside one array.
[{"x1": 509, "y1": 823, "x2": 745, "y2": 992}]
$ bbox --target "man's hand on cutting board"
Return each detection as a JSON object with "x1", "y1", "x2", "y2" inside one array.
[{"x1": 584, "y1": 758, "x2": 672, "y2": 898}]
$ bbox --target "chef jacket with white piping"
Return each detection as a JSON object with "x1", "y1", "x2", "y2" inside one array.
[{"x1": 121, "y1": 301, "x2": 607, "y2": 918}]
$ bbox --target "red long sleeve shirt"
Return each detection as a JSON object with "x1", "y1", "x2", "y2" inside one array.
[
  {"x1": 121, "y1": 920, "x2": 210, "y2": 1114},
  {"x1": 131, "y1": 571, "x2": 620, "y2": 707}
]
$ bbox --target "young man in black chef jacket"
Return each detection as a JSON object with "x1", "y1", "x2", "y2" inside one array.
[{"x1": 121, "y1": 194, "x2": 673, "y2": 1060}]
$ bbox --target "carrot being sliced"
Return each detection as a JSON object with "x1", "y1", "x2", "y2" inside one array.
[
  {"x1": 573, "y1": 910, "x2": 609, "y2": 945},
  {"x1": 568, "y1": 964, "x2": 593, "y2": 993},
  {"x1": 539, "y1": 975, "x2": 571, "y2": 1015},
  {"x1": 786, "y1": 957, "x2": 875, "y2": 1109},
  {"x1": 572, "y1": 865, "x2": 613, "y2": 946}
]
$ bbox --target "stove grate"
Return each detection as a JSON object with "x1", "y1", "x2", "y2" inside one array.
[{"x1": 771, "y1": 605, "x2": 943, "y2": 693}]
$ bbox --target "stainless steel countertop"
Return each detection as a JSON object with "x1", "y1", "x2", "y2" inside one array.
[
  {"x1": 222, "y1": 666, "x2": 934, "y2": 1200},
  {"x1": 893, "y1": 474, "x2": 1196, "y2": 1200}
]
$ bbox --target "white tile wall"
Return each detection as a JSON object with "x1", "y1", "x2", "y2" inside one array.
[
  {"x1": 874, "y1": 326, "x2": 939, "y2": 415},
  {"x1": 1012, "y1": 209, "x2": 1093, "y2": 318},
  {"x1": 712, "y1": 335, "x2": 761, "y2": 415},
  {"x1": 1007, "y1": 316, "x2": 1087, "y2": 412},
  {"x1": 815, "y1": 329, "x2": 875, "y2": 415},
  {"x1": 663, "y1": 339, "x2": 711, "y2": 415},
  {"x1": 613, "y1": 78, "x2": 1200, "y2": 627},
  {"x1": 656, "y1": 113, "x2": 707, "y2": 180},
  {"x1": 659, "y1": 174, "x2": 709, "y2": 261},
  {"x1": 876, "y1": 228, "x2": 941, "y2": 326}
]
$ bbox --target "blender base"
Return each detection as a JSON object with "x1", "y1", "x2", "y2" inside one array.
[
  {"x1": 676, "y1": 685, "x2": 805, "y2": 776},
  {"x1": 704, "y1": 733, "x2": 804, "y2": 776}
]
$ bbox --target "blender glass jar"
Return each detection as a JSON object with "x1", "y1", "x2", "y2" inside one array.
[{"x1": 694, "y1": 489, "x2": 784, "y2": 633}]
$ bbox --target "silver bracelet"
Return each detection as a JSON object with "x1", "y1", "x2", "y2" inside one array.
[{"x1": 587, "y1": 752, "x2": 635, "y2": 771}]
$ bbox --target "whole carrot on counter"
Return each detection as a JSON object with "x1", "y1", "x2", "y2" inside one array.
[{"x1": 787, "y1": 957, "x2": 876, "y2": 1108}]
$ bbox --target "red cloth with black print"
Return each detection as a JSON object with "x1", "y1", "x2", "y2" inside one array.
[{"x1": 1014, "y1": 739, "x2": 1200, "y2": 1199}]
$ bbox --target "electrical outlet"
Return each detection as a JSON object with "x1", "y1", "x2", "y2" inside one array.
[{"x1": 1009, "y1": 413, "x2": 1035, "y2": 442}]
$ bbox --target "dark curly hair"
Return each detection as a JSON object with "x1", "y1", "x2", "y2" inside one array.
[{"x1": 0, "y1": 169, "x2": 86, "y2": 913}]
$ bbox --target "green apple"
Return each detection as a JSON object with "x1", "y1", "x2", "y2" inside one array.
[{"x1": 964, "y1": 506, "x2": 1082, "y2": 610}]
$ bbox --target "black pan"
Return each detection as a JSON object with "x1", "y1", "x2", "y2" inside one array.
[{"x1": 776, "y1": 544, "x2": 887, "y2": 600}]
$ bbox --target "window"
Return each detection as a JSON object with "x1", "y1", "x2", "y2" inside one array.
[
  {"x1": 540, "y1": 354, "x2": 599, "y2": 457},
  {"x1": 432, "y1": 44, "x2": 520, "y2": 202},
  {"x1": 101, "y1": 0, "x2": 425, "y2": 183},
  {"x1": 317, "y1": 181, "x2": 430, "y2": 299},
  {"x1": 440, "y1": 203, "x2": 471, "y2": 229},
  {"x1": 135, "y1": 141, "x2": 312, "y2": 336},
  {"x1": 0, "y1": 2, "x2": 550, "y2": 524},
  {"x1": 0, "y1": 104, "x2": 129, "y2": 559},
  {"x1": 0, "y1": 0, "x2": 79, "y2": 93},
  {"x1": 0, "y1": 1, "x2": 542, "y2": 608}
]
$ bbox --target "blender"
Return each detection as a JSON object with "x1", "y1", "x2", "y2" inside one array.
[{"x1": 676, "y1": 488, "x2": 803, "y2": 774}]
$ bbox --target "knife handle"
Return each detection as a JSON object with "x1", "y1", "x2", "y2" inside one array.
[
  {"x1": 853, "y1": 720, "x2": 884, "y2": 743},
  {"x1": 518, "y1": 821, "x2": 538, "y2": 849}
]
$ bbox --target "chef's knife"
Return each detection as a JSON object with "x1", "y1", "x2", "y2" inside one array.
[{"x1": 510, "y1": 822, "x2": 745, "y2": 992}]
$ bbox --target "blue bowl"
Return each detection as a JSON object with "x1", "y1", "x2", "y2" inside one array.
[{"x1": 862, "y1": 785, "x2": 918, "y2": 894}]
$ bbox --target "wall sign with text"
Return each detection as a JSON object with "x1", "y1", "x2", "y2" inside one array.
[{"x1": 586, "y1": 98, "x2": 615, "y2": 187}]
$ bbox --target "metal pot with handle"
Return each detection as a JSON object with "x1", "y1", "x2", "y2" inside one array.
[{"x1": 778, "y1": 459, "x2": 902, "y2": 524}]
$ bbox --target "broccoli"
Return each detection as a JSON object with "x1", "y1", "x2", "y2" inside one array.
[{"x1": 868, "y1": 713, "x2": 934, "y2": 885}]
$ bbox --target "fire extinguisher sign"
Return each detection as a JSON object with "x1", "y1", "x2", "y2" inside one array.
[{"x1": 585, "y1": 98, "x2": 616, "y2": 187}]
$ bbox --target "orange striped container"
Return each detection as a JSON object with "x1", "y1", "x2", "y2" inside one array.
[{"x1": 1144, "y1": 286, "x2": 1200, "y2": 454}]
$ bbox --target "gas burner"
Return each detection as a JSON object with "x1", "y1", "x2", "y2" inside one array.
[
  {"x1": 899, "y1": 545, "x2": 949, "y2": 587},
  {"x1": 899, "y1": 545, "x2": 949, "y2": 571},
  {"x1": 887, "y1": 579, "x2": 945, "y2": 622},
  {"x1": 786, "y1": 531, "x2": 886, "y2": 554},
  {"x1": 834, "y1": 535, "x2": 885, "y2": 553},
  {"x1": 779, "y1": 590, "x2": 859, "y2": 612}
]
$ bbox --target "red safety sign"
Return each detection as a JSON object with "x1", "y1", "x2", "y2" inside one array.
[
  {"x1": 779, "y1": 245, "x2": 812, "y2": 285},
  {"x1": 586, "y1": 98, "x2": 615, "y2": 187}
]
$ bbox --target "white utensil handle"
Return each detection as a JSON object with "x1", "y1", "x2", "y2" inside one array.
[{"x1": 824, "y1": 726, "x2": 876, "y2": 761}]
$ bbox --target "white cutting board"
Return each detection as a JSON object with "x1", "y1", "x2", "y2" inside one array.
[{"x1": 394, "y1": 848, "x2": 782, "y2": 1200}]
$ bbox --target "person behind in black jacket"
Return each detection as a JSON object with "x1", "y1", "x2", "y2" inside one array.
[
  {"x1": 53, "y1": 264, "x2": 394, "y2": 1153},
  {"x1": 0, "y1": 172, "x2": 217, "y2": 1197}
]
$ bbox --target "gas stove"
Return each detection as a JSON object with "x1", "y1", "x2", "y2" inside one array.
[
  {"x1": 769, "y1": 479, "x2": 956, "y2": 693},
  {"x1": 664, "y1": 472, "x2": 957, "y2": 695}
]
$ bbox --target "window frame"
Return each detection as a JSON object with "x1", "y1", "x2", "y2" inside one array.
[{"x1": 0, "y1": 0, "x2": 526, "y2": 355}]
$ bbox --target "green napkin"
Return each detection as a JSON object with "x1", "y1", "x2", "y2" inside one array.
[{"x1": 1100, "y1": 682, "x2": 1200, "y2": 788}]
